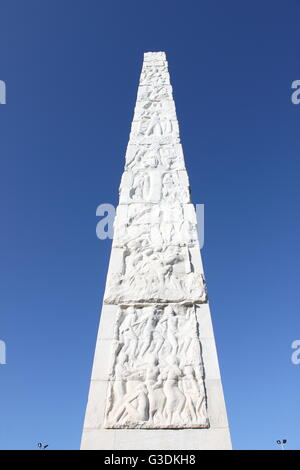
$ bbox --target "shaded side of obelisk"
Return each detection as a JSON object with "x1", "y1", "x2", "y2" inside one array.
[{"x1": 81, "y1": 52, "x2": 232, "y2": 450}]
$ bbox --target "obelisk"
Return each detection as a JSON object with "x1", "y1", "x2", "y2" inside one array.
[{"x1": 81, "y1": 52, "x2": 232, "y2": 450}]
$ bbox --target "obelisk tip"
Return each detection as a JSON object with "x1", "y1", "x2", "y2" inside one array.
[{"x1": 143, "y1": 51, "x2": 166, "y2": 62}]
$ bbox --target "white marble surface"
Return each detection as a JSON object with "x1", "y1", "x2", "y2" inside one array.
[
  {"x1": 81, "y1": 428, "x2": 232, "y2": 450},
  {"x1": 81, "y1": 51, "x2": 231, "y2": 449}
]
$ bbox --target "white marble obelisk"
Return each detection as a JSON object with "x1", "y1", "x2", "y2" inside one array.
[{"x1": 81, "y1": 52, "x2": 232, "y2": 450}]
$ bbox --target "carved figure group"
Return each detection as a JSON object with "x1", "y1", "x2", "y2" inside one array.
[
  {"x1": 104, "y1": 243, "x2": 207, "y2": 304},
  {"x1": 104, "y1": 55, "x2": 210, "y2": 431},
  {"x1": 140, "y1": 66, "x2": 169, "y2": 86},
  {"x1": 105, "y1": 305, "x2": 208, "y2": 428}
]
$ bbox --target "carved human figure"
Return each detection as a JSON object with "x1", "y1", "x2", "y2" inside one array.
[
  {"x1": 142, "y1": 111, "x2": 163, "y2": 136},
  {"x1": 162, "y1": 172, "x2": 189, "y2": 203},
  {"x1": 162, "y1": 246, "x2": 185, "y2": 294},
  {"x1": 113, "y1": 350, "x2": 129, "y2": 379},
  {"x1": 119, "y1": 307, "x2": 139, "y2": 359},
  {"x1": 106, "y1": 351, "x2": 129, "y2": 420},
  {"x1": 160, "y1": 306, "x2": 178, "y2": 356},
  {"x1": 163, "y1": 356, "x2": 186, "y2": 424},
  {"x1": 130, "y1": 172, "x2": 150, "y2": 200},
  {"x1": 114, "y1": 223, "x2": 150, "y2": 248},
  {"x1": 194, "y1": 371, "x2": 209, "y2": 422},
  {"x1": 126, "y1": 145, "x2": 161, "y2": 171},
  {"x1": 138, "y1": 312, "x2": 157, "y2": 357},
  {"x1": 180, "y1": 366, "x2": 201, "y2": 423},
  {"x1": 160, "y1": 146, "x2": 179, "y2": 169},
  {"x1": 144, "y1": 149, "x2": 160, "y2": 168},
  {"x1": 159, "y1": 202, "x2": 184, "y2": 244},
  {"x1": 140, "y1": 66, "x2": 168, "y2": 86},
  {"x1": 144, "y1": 356, "x2": 165, "y2": 423},
  {"x1": 112, "y1": 383, "x2": 149, "y2": 424},
  {"x1": 162, "y1": 172, "x2": 178, "y2": 202},
  {"x1": 139, "y1": 85, "x2": 171, "y2": 102},
  {"x1": 146, "y1": 248, "x2": 166, "y2": 295},
  {"x1": 152, "y1": 315, "x2": 166, "y2": 356},
  {"x1": 126, "y1": 147, "x2": 147, "y2": 169},
  {"x1": 107, "y1": 252, "x2": 146, "y2": 302},
  {"x1": 128, "y1": 203, "x2": 159, "y2": 226},
  {"x1": 182, "y1": 366, "x2": 208, "y2": 424},
  {"x1": 178, "y1": 309, "x2": 199, "y2": 362},
  {"x1": 160, "y1": 115, "x2": 173, "y2": 135}
]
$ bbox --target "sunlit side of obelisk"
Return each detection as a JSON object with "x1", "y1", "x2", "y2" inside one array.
[{"x1": 81, "y1": 52, "x2": 231, "y2": 450}]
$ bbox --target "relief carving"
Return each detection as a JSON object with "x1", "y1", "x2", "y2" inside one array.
[
  {"x1": 162, "y1": 172, "x2": 189, "y2": 203},
  {"x1": 130, "y1": 117, "x2": 179, "y2": 144},
  {"x1": 104, "y1": 243, "x2": 207, "y2": 304},
  {"x1": 105, "y1": 305, "x2": 209, "y2": 429},
  {"x1": 137, "y1": 85, "x2": 173, "y2": 102},
  {"x1": 125, "y1": 144, "x2": 184, "y2": 172},
  {"x1": 113, "y1": 203, "x2": 198, "y2": 248},
  {"x1": 119, "y1": 169, "x2": 189, "y2": 204},
  {"x1": 113, "y1": 220, "x2": 198, "y2": 248},
  {"x1": 140, "y1": 65, "x2": 170, "y2": 86},
  {"x1": 102, "y1": 54, "x2": 210, "y2": 431},
  {"x1": 136, "y1": 113, "x2": 174, "y2": 138},
  {"x1": 133, "y1": 100, "x2": 176, "y2": 122}
]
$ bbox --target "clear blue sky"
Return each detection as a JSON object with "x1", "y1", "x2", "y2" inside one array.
[{"x1": 0, "y1": 0, "x2": 299, "y2": 450}]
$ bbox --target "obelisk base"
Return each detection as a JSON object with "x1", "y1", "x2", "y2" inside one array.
[{"x1": 80, "y1": 303, "x2": 232, "y2": 450}]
